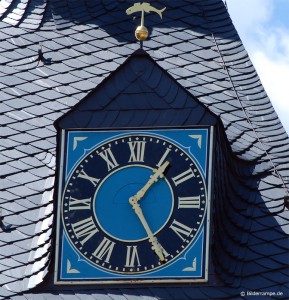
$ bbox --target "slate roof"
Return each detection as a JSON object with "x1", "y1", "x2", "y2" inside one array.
[{"x1": 0, "y1": 0, "x2": 289, "y2": 299}]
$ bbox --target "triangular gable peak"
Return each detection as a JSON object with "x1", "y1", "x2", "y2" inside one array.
[{"x1": 56, "y1": 50, "x2": 217, "y2": 130}]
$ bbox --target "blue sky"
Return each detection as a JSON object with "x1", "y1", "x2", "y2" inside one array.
[{"x1": 225, "y1": 0, "x2": 289, "y2": 134}]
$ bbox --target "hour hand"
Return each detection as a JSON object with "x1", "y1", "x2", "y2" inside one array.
[{"x1": 133, "y1": 161, "x2": 170, "y2": 202}]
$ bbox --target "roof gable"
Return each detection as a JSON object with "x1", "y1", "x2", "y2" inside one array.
[{"x1": 56, "y1": 49, "x2": 217, "y2": 129}]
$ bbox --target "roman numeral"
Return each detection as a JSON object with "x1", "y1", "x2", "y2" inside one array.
[
  {"x1": 77, "y1": 169, "x2": 100, "y2": 187},
  {"x1": 71, "y1": 217, "x2": 99, "y2": 245},
  {"x1": 93, "y1": 237, "x2": 115, "y2": 263},
  {"x1": 178, "y1": 196, "x2": 201, "y2": 209},
  {"x1": 156, "y1": 147, "x2": 171, "y2": 168},
  {"x1": 125, "y1": 245, "x2": 141, "y2": 267},
  {"x1": 128, "y1": 141, "x2": 146, "y2": 162},
  {"x1": 172, "y1": 168, "x2": 195, "y2": 186},
  {"x1": 69, "y1": 196, "x2": 92, "y2": 210},
  {"x1": 98, "y1": 147, "x2": 119, "y2": 171},
  {"x1": 170, "y1": 219, "x2": 192, "y2": 241}
]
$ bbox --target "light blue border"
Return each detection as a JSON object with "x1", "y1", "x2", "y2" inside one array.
[{"x1": 57, "y1": 127, "x2": 212, "y2": 283}]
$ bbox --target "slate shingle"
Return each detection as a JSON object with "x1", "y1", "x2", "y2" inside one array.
[{"x1": 0, "y1": 0, "x2": 288, "y2": 300}]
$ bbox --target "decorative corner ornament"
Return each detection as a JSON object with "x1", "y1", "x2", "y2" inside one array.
[
  {"x1": 73, "y1": 136, "x2": 88, "y2": 150},
  {"x1": 126, "y1": 2, "x2": 166, "y2": 41},
  {"x1": 66, "y1": 260, "x2": 80, "y2": 274},
  {"x1": 183, "y1": 257, "x2": 197, "y2": 272}
]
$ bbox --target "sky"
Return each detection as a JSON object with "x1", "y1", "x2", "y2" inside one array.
[{"x1": 225, "y1": 0, "x2": 289, "y2": 134}]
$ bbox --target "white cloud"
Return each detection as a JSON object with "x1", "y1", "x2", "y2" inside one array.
[
  {"x1": 253, "y1": 50, "x2": 289, "y2": 124},
  {"x1": 226, "y1": 0, "x2": 273, "y2": 40},
  {"x1": 226, "y1": 0, "x2": 289, "y2": 134},
  {"x1": 250, "y1": 27, "x2": 289, "y2": 129}
]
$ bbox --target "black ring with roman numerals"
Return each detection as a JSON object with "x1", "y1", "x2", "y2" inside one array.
[{"x1": 62, "y1": 134, "x2": 207, "y2": 274}]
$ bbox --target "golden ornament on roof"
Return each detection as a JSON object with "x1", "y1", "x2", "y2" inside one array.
[
  {"x1": 135, "y1": 25, "x2": 149, "y2": 41},
  {"x1": 126, "y1": 2, "x2": 166, "y2": 42}
]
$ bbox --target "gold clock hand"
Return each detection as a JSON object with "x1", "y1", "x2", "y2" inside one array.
[
  {"x1": 129, "y1": 196, "x2": 166, "y2": 262},
  {"x1": 133, "y1": 161, "x2": 170, "y2": 202}
]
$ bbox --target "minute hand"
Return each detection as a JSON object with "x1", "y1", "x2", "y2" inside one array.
[
  {"x1": 129, "y1": 196, "x2": 166, "y2": 261},
  {"x1": 133, "y1": 161, "x2": 170, "y2": 202}
]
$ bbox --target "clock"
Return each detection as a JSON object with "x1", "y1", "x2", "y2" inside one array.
[{"x1": 55, "y1": 127, "x2": 213, "y2": 284}]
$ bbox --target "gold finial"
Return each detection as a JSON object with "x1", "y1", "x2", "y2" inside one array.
[
  {"x1": 135, "y1": 25, "x2": 149, "y2": 42},
  {"x1": 126, "y1": 2, "x2": 166, "y2": 41}
]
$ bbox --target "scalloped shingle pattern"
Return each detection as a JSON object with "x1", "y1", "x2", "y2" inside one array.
[{"x1": 0, "y1": 0, "x2": 289, "y2": 299}]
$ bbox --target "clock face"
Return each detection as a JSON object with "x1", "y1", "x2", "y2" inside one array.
[{"x1": 61, "y1": 132, "x2": 208, "y2": 274}]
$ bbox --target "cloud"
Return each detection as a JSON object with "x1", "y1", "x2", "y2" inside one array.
[
  {"x1": 253, "y1": 50, "x2": 289, "y2": 125},
  {"x1": 227, "y1": 0, "x2": 273, "y2": 40},
  {"x1": 226, "y1": 0, "x2": 289, "y2": 134},
  {"x1": 250, "y1": 26, "x2": 289, "y2": 129},
  {"x1": 250, "y1": 29, "x2": 289, "y2": 134}
]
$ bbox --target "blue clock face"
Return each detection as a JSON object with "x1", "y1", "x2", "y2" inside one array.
[{"x1": 62, "y1": 133, "x2": 208, "y2": 274}]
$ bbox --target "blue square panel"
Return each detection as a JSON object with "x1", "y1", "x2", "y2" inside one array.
[{"x1": 55, "y1": 126, "x2": 214, "y2": 284}]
